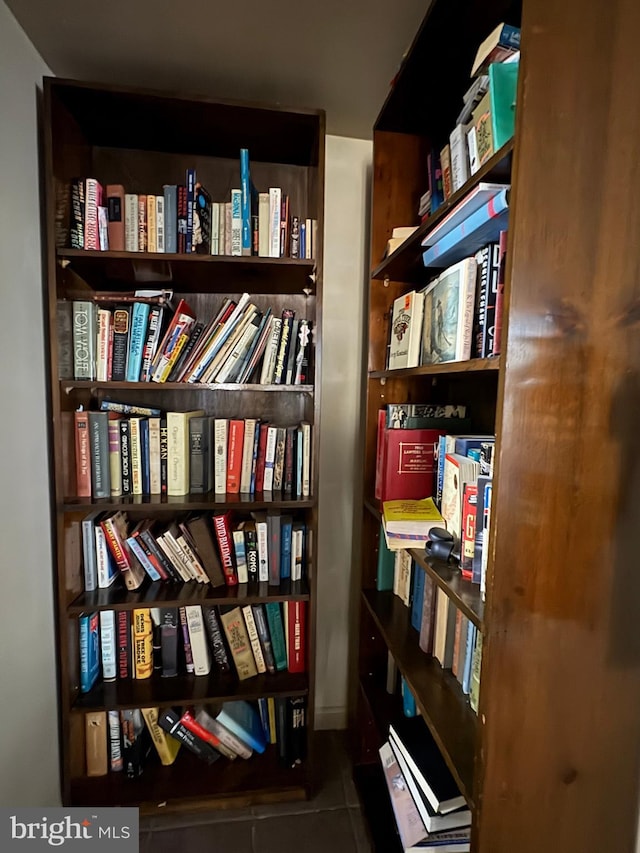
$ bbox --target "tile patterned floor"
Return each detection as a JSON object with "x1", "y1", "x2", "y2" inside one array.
[{"x1": 140, "y1": 731, "x2": 372, "y2": 853}]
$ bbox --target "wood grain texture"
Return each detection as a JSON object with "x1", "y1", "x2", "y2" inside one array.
[{"x1": 478, "y1": 0, "x2": 640, "y2": 850}]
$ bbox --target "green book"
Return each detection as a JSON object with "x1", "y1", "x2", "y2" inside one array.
[
  {"x1": 489, "y1": 61, "x2": 519, "y2": 150},
  {"x1": 265, "y1": 603, "x2": 287, "y2": 671},
  {"x1": 376, "y1": 524, "x2": 394, "y2": 591}
]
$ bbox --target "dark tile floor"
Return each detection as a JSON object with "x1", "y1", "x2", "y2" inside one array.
[{"x1": 139, "y1": 731, "x2": 372, "y2": 853}]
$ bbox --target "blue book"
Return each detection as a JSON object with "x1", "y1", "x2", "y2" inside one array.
[
  {"x1": 410, "y1": 566, "x2": 426, "y2": 632},
  {"x1": 300, "y1": 222, "x2": 306, "y2": 259},
  {"x1": 185, "y1": 168, "x2": 196, "y2": 254},
  {"x1": 79, "y1": 612, "x2": 100, "y2": 693},
  {"x1": 126, "y1": 533, "x2": 161, "y2": 582},
  {"x1": 473, "y1": 475, "x2": 492, "y2": 584},
  {"x1": 163, "y1": 185, "x2": 177, "y2": 253},
  {"x1": 462, "y1": 623, "x2": 476, "y2": 694},
  {"x1": 401, "y1": 677, "x2": 417, "y2": 717},
  {"x1": 140, "y1": 418, "x2": 150, "y2": 495},
  {"x1": 454, "y1": 436, "x2": 493, "y2": 456},
  {"x1": 215, "y1": 700, "x2": 266, "y2": 754},
  {"x1": 422, "y1": 188, "x2": 509, "y2": 268},
  {"x1": 240, "y1": 148, "x2": 252, "y2": 256},
  {"x1": 280, "y1": 515, "x2": 293, "y2": 580},
  {"x1": 376, "y1": 524, "x2": 394, "y2": 591},
  {"x1": 125, "y1": 302, "x2": 150, "y2": 382},
  {"x1": 257, "y1": 698, "x2": 271, "y2": 743},
  {"x1": 265, "y1": 602, "x2": 287, "y2": 671}
]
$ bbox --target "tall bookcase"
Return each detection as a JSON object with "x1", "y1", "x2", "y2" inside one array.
[
  {"x1": 42, "y1": 78, "x2": 324, "y2": 811},
  {"x1": 352, "y1": 0, "x2": 640, "y2": 851}
]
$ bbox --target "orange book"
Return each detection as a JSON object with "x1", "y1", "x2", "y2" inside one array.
[
  {"x1": 226, "y1": 419, "x2": 245, "y2": 494},
  {"x1": 74, "y1": 410, "x2": 92, "y2": 496}
]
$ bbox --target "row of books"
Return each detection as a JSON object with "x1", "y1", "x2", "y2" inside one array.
[
  {"x1": 85, "y1": 697, "x2": 306, "y2": 777},
  {"x1": 74, "y1": 407, "x2": 312, "y2": 499},
  {"x1": 68, "y1": 291, "x2": 313, "y2": 386},
  {"x1": 387, "y1": 230, "x2": 508, "y2": 370},
  {"x1": 67, "y1": 154, "x2": 316, "y2": 259},
  {"x1": 417, "y1": 23, "x2": 520, "y2": 223},
  {"x1": 82, "y1": 509, "x2": 307, "y2": 593},
  {"x1": 80, "y1": 599, "x2": 307, "y2": 692}
]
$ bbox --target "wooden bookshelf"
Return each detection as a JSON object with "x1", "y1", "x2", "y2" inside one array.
[
  {"x1": 353, "y1": 0, "x2": 640, "y2": 851},
  {"x1": 43, "y1": 78, "x2": 324, "y2": 810}
]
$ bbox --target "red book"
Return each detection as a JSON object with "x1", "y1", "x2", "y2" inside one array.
[
  {"x1": 105, "y1": 184, "x2": 125, "y2": 252},
  {"x1": 74, "y1": 410, "x2": 92, "y2": 496},
  {"x1": 179, "y1": 709, "x2": 222, "y2": 748},
  {"x1": 226, "y1": 420, "x2": 245, "y2": 494},
  {"x1": 374, "y1": 409, "x2": 386, "y2": 500},
  {"x1": 212, "y1": 512, "x2": 239, "y2": 586},
  {"x1": 286, "y1": 600, "x2": 306, "y2": 673},
  {"x1": 460, "y1": 482, "x2": 478, "y2": 580},
  {"x1": 255, "y1": 422, "x2": 269, "y2": 492},
  {"x1": 379, "y1": 428, "x2": 445, "y2": 502},
  {"x1": 492, "y1": 229, "x2": 508, "y2": 356}
]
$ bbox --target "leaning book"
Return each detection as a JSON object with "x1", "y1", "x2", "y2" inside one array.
[
  {"x1": 379, "y1": 740, "x2": 427, "y2": 850},
  {"x1": 421, "y1": 258, "x2": 477, "y2": 365}
]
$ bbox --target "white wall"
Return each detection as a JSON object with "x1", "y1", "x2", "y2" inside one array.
[
  {"x1": 0, "y1": 0, "x2": 59, "y2": 806},
  {"x1": 315, "y1": 135, "x2": 371, "y2": 729}
]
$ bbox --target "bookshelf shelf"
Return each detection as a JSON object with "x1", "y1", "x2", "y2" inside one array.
[
  {"x1": 369, "y1": 357, "x2": 499, "y2": 379},
  {"x1": 69, "y1": 745, "x2": 309, "y2": 813},
  {"x1": 61, "y1": 380, "x2": 314, "y2": 394},
  {"x1": 362, "y1": 589, "x2": 477, "y2": 807},
  {"x1": 61, "y1": 494, "x2": 316, "y2": 513},
  {"x1": 72, "y1": 671, "x2": 309, "y2": 714},
  {"x1": 370, "y1": 140, "x2": 513, "y2": 284},
  {"x1": 57, "y1": 249, "x2": 316, "y2": 296},
  {"x1": 68, "y1": 578, "x2": 311, "y2": 615},
  {"x1": 45, "y1": 78, "x2": 324, "y2": 810},
  {"x1": 408, "y1": 550, "x2": 484, "y2": 631}
]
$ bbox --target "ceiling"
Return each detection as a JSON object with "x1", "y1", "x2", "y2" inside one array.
[{"x1": 6, "y1": 0, "x2": 431, "y2": 138}]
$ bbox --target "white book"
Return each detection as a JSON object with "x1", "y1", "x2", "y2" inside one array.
[
  {"x1": 187, "y1": 292, "x2": 251, "y2": 383},
  {"x1": 231, "y1": 188, "x2": 242, "y2": 256},
  {"x1": 124, "y1": 193, "x2": 138, "y2": 251},
  {"x1": 99, "y1": 610, "x2": 117, "y2": 681},
  {"x1": 96, "y1": 309, "x2": 111, "y2": 381},
  {"x1": 240, "y1": 419, "x2": 257, "y2": 493},
  {"x1": 388, "y1": 290, "x2": 424, "y2": 370},
  {"x1": 148, "y1": 417, "x2": 161, "y2": 495},
  {"x1": 467, "y1": 126, "x2": 480, "y2": 176},
  {"x1": 162, "y1": 530, "x2": 198, "y2": 581},
  {"x1": 195, "y1": 708, "x2": 252, "y2": 759},
  {"x1": 255, "y1": 515, "x2": 269, "y2": 582},
  {"x1": 210, "y1": 202, "x2": 220, "y2": 255},
  {"x1": 241, "y1": 605, "x2": 266, "y2": 673},
  {"x1": 301, "y1": 422, "x2": 311, "y2": 497},
  {"x1": 305, "y1": 217, "x2": 313, "y2": 259},
  {"x1": 258, "y1": 192, "x2": 270, "y2": 257},
  {"x1": 259, "y1": 317, "x2": 282, "y2": 384},
  {"x1": 268, "y1": 187, "x2": 281, "y2": 257},
  {"x1": 449, "y1": 123, "x2": 470, "y2": 193},
  {"x1": 379, "y1": 742, "x2": 427, "y2": 850},
  {"x1": 263, "y1": 425, "x2": 278, "y2": 491},
  {"x1": 214, "y1": 419, "x2": 228, "y2": 495},
  {"x1": 291, "y1": 528, "x2": 303, "y2": 581},
  {"x1": 214, "y1": 315, "x2": 261, "y2": 384},
  {"x1": 156, "y1": 195, "x2": 165, "y2": 253},
  {"x1": 95, "y1": 526, "x2": 118, "y2": 588},
  {"x1": 233, "y1": 529, "x2": 249, "y2": 583},
  {"x1": 394, "y1": 550, "x2": 412, "y2": 605},
  {"x1": 185, "y1": 606, "x2": 211, "y2": 675},
  {"x1": 217, "y1": 202, "x2": 226, "y2": 255},
  {"x1": 176, "y1": 534, "x2": 209, "y2": 584},
  {"x1": 157, "y1": 534, "x2": 191, "y2": 582}
]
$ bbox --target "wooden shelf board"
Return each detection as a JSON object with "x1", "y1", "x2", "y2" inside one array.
[
  {"x1": 57, "y1": 249, "x2": 316, "y2": 295},
  {"x1": 409, "y1": 550, "x2": 484, "y2": 631},
  {"x1": 61, "y1": 493, "x2": 315, "y2": 512},
  {"x1": 364, "y1": 498, "x2": 382, "y2": 522},
  {"x1": 61, "y1": 380, "x2": 314, "y2": 394},
  {"x1": 72, "y1": 671, "x2": 308, "y2": 713},
  {"x1": 68, "y1": 578, "x2": 310, "y2": 614},
  {"x1": 369, "y1": 356, "x2": 499, "y2": 380},
  {"x1": 370, "y1": 141, "x2": 514, "y2": 284},
  {"x1": 68, "y1": 745, "x2": 309, "y2": 813},
  {"x1": 362, "y1": 588, "x2": 477, "y2": 805}
]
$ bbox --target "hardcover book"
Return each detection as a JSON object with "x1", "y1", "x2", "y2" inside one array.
[
  {"x1": 220, "y1": 606, "x2": 258, "y2": 680},
  {"x1": 211, "y1": 701, "x2": 266, "y2": 754},
  {"x1": 388, "y1": 290, "x2": 425, "y2": 370},
  {"x1": 421, "y1": 258, "x2": 478, "y2": 364}
]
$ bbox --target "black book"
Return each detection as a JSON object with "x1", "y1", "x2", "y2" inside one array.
[
  {"x1": 273, "y1": 309, "x2": 295, "y2": 384},
  {"x1": 275, "y1": 696, "x2": 289, "y2": 766},
  {"x1": 240, "y1": 521, "x2": 258, "y2": 582},
  {"x1": 70, "y1": 178, "x2": 85, "y2": 249},
  {"x1": 120, "y1": 709, "x2": 152, "y2": 778},
  {"x1": 288, "y1": 695, "x2": 307, "y2": 766},
  {"x1": 388, "y1": 716, "x2": 466, "y2": 815},
  {"x1": 111, "y1": 305, "x2": 131, "y2": 382},
  {"x1": 252, "y1": 604, "x2": 275, "y2": 674},
  {"x1": 194, "y1": 183, "x2": 212, "y2": 254},
  {"x1": 159, "y1": 608, "x2": 179, "y2": 677},
  {"x1": 283, "y1": 427, "x2": 295, "y2": 494},
  {"x1": 159, "y1": 417, "x2": 168, "y2": 493},
  {"x1": 284, "y1": 318, "x2": 299, "y2": 385},
  {"x1": 189, "y1": 415, "x2": 206, "y2": 494},
  {"x1": 157, "y1": 708, "x2": 220, "y2": 764},
  {"x1": 202, "y1": 605, "x2": 231, "y2": 673}
]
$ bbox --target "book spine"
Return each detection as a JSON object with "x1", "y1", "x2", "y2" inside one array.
[
  {"x1": 126, "y1": 302, "x2": 150, "y2": 381},
  {"x1": 252, "y1": 604, "x2": 276, "y2": 674},
  {"x1": 129, "y1": 417, "x2": 142, "y2": 495},
  {"x1": 240, "y1": 148, "x2": 252, "y2": 256},
  {"x1": 226, "y1": 419, "x2": 244, "y2": 494},
  {"x1": 156, "y1": 195, "x2": 165, "y2": 253},
  {"x1": 202, "y1": 606, "x2": 231, "y2": 673},
  {"x1": 116, "y1": 610, "x2": 131, "y2": 679},
  {"x1": 107, "y1": 709, "x2": 123, "y2": 772},
  {"x1": 178, "y1": 606, "x2": 195, "y2": 673},
  {"x1": 492, "y1": 229, "x2": 508, "y2": 355},
  {"x1": 119, "y1": 419, "x2": 132, "y2": 495},
  {"x1": 163, "y1": 185, "x2": 177, "y2": 253},
  {"x1": 74, "y1": 410, "x2": 92, "y2": 496},
  {"x1": 232, "y1": 529, "x2": 249, "y2": 583},
  {"x1": 137, "y1": 194, "x2": 147, "y2": 251},
  {"x1": 280, "y1": 518, "x2": 292, "y2": 580},
  {"x1": 132, "y1": 608, "x2": 153, "y2": 679},
  {"x1": 185, "y1": 605, "x2": 211, "y2": 675},
  {"x1": 269, "y1": 188, "x2": 281, "y2": 257},
  {"x1": 127, "y1": 534, "x2": 161, "y2": 581},
  {"x1": 157, "y1": 709, "x2": 218, "y2": 764},
  {"x1": 140, "y1": 306, "x2": 162, "y2": 382},
  {"x1": 107, "y1": 419, "x2": 122, "y2": 497},
  {"x1": 245, "y1": 526, "x2": 259, "y2": 582},
  {"x1": 99, "y1": 610, "x2": 117, "y2": 681},
  {"x1": 185, "y1": 169, "x2": 196, "y2": 253},
  {"x1": 260, "y1": 317, "x2": 282, "y2": 384},
  {"x1": 255, "y1": 517, "x2": 269, "y2": 582},
  {"x1": 89, "y1": 411, "x2": 111, "y2": 498},
  {"x1": 79, "y1": 612, "x2": 100, "y2": 693},
  {"x1": 189, "y1": 416, "x2": 206, "y2": 494},
  {"x1": 242, "y1": 604, "x2": 266, "y2": 673},
  {"x1": 70, "y1": 178, "x2": 84, "y2": 249},
  {"x1": 286, "y1": 601, "x2": 306, "y2": 673},
  {"x1": 96, "y1": 309, "x2": 111, "y2": 381},
  {"x1": 230, "y1": 188, "x2": 242, "y2": 256},
  {"x1": 84, "y1": 178, "x2": 100, "y2": 250},
  {"x1": 213, "y1": 418, "x2": 228, "y2": 494},
  {"x1": 81, "y1": 515, "x2": 98, "y2": 592},
  {"x1": 141, "y1": 707, "x2": 180, "y2": 765},
  {"x1": 85, "y1": 711, "x2": 108, "y2": 776},
  {"x1": 73, "y1": 301, "x2": 96, "y2": 380},
  {"x1": 220, "y1": 606, "x2": 258, "y2": 680},
  {"x1": 294, "y1": 319, "x2": 312, "y2": 385},
  {"x1": 196, "y1": 710, "x2": 252, "y2": 759},
  {"x1": 212, "y1": 513, "x2": 239, "y2": 585},
  {"x1": 160, "y1": 417, "x2": 168, "y2": 493},
  {"x1": 124, "y1": 194, "x2": 138, "y2": 251},
  {"x1": 177, "y1": 185, "x2": 187, "y2": 253},
  {"x1": 95, "y1": 526, "x2": 116, "y2": 589},
  {"x1": 267, "y1": 512, "x2": 281, "y2": 586},
  {"x1": 265, "y1": 602, "x2": 287, "y2": 671},
  {"x1": 301, "y1": 423, "x2": 312, "y2": 497},
  {"x1": 273, "y1": 310, "x2": 294, "y2": 385},
  {"x1": 263, "y1": 426, "x2": 278, "y2": 491},
  {"x1": 111, "y1": 306, "x2": 131, "y2": 382}
]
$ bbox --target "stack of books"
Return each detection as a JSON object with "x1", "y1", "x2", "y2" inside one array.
[{"x1": 379, "y1": 716, "x2": 471, "y2": 851}]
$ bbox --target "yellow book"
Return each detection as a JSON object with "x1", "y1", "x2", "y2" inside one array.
[
  {"x1": 166, "y1": 409, "x2": 206, "y2": 495},
  {"x1": 267, "y1": 697, "x2": 277, "y2": 744},
  {"x1": 141, "y1": 707, "x2": 181, "y2": 765},
  {"x1": 383, "y1": 497, "x2": 445, "y2": 531},
  {"x1": 133, "y1": 608, "x2": 153, "y2": 679}
]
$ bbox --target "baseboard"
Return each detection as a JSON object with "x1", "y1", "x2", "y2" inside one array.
[{"x1": 315, "y1": 706, "x2": 348, "y2": 730}]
